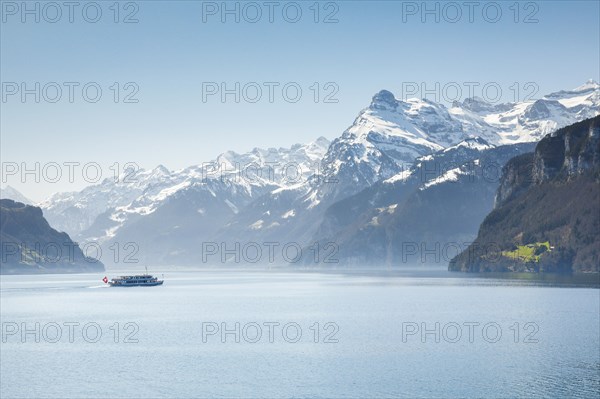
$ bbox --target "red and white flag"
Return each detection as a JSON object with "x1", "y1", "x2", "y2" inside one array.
[{"x1": 102, "y1": 276, "x2": 108, "y2": 284}]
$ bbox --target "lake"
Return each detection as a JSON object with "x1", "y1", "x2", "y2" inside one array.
[{"x1": 1, "y1": 268, "x2": 599, "y2": 398}]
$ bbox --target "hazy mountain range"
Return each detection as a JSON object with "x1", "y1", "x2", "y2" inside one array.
[
  {"x1": 26, "y1": 80, "x2": 600, "y2": 268},
  {"x1": 0, "y1": 185, "x2": 32, "y2": 205}
]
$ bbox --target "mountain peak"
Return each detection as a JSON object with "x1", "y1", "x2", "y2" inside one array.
[
  {"x1": 0, "y1": 185, "x2": 33, "y2": 205},
  {"x1": 314, "y1": 136, "x2": 330, "y2": 145},
  {"x1": 370, "y1": 90, "x2": 398, "y2": 110},
  {"x1": 463, "y1": 96, "x2": 488, "y2": 105},
  {"x1": 574, "y1": 79, "x2": 600, "y2": 92},
  {"x1": 153, "y1": 164, "x2": 170, "y2": 174},
  {"x1": 442, "y1": 136, "x2": 494, "y2": 153},
  {"x1": 309, "y1": 136, "x2": 330, "y2": 148},
  {"x1": 305, "y1": 136, "x2": 331, "y2": 153},
  {"x1": 453, "y1": 96, "x2": 500, "y2": 113}
]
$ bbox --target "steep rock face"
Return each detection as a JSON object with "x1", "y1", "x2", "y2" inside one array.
[
  {"x1": 495, "y1": 153, "x2": 535, "y2": 206},
  {"x1": 0, "y1": 199, "x2": 104, "y2": 274},
  {"x1": 532, "y1": 120, "x2": 600, "y2": 183},
  {"x1": 450, "y1": 116, "x2": 600, "y2": 273}
]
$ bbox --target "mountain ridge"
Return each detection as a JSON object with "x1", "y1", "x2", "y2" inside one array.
[{"x1": 36, "y1": 81, "x2": 600, "y2": 267}]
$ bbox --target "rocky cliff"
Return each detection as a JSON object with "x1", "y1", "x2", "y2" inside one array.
[
  {"x1": 450, "y1": 116, "x2": 600, "y2": 273},
  {"x1": 0, "y1": 199, "x2": 104, "y2": 274}
]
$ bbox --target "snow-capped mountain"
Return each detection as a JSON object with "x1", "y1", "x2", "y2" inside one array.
[
  {"x1": 0, "y1": 185, "x2": 32, "y2": 205},
  {"x1": 449, "y1": 79, "x2": 600, "y2": 144},
  {"x1": 40, "y1": 165, "x2": 175, "y2": 236},
  {"x1": 313, "y1": 80, "x2": 599, "y2": 205},
  {"x1": 304, "y1": 139, "x2": 537, "y2": 266},
  {"x1": 313, "y1": 90, "x2": 463, "y2": 202},
  {"x1": 39, "y1": 81, "x2": 599, "y2": 266},
  {"x1": 40, "y1": 138, "x2": 331, "y2": 244},
  {"x1": 213, "y1": 81, "x2": 599, "y2": 256}
]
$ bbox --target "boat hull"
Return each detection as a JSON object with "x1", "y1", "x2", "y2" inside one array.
[{"x1": 109, "y1": 281, "x2": 164, "y2": 287}]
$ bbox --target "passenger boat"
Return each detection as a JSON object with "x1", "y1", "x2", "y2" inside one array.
[{"x1": 103, "y1": 268, "x2": 164, "y2": 287}]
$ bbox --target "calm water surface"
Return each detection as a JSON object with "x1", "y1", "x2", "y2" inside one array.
[{"x1": 1, "y1": 268, "x2": 599, "y2": 398}]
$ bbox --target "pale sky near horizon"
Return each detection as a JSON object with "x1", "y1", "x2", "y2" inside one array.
[{"x1": 1, "y1": 0, "x2": 599, "y2": 201}]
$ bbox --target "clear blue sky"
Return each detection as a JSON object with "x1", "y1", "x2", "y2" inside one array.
[{"x1": 1, "y1": 0, "x2": 599, "y2": 201}]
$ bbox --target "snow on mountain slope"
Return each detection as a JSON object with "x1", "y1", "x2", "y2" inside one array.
[
  {"x1": 450, "y1": 79, "x2": 600, "y2": 144},
  {"x1": 316, "y1": 81, "x2": 598, "y2": 203},
  {"x1": 376, "y1": 137, "x2": 496, "y2": 192},
  {"x1": 301, "y1": 90, "x2": 474, "y2": 210},
  {"x1": 39, "y1": 166, "x2": 173, "y2": 235},
  {"x1": 321, "y1": 90, "x2": 463, "y2": 183},
  {"x1": 0, "y1": 185, "x2": 33, "y2": 205},
  {"x1": 37, "y1": 81, "x2": 599, "y2": 265},
  {"x1": 178, "y1": 136, "x2": 330, "y2": 195},
  {"x1": 40, "y1": 137, "x2": 330, "y2": 240},
  {"x1": 207, "y1": 82, "x2": 600, "y2": 261},
  {"x1": 305, "y1": 140, "x2": 537, "y2": 266}
]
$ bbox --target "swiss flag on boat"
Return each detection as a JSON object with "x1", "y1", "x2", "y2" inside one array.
[{"x1": 102, "y1": 276, "x2": 108, "y2": 284}]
